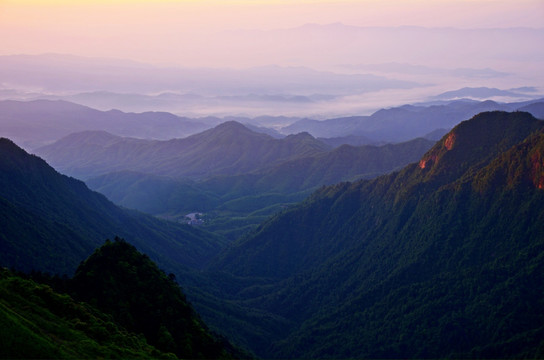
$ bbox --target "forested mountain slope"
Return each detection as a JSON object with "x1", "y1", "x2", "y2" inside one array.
[
  {"x1": 69, "y1": 239, "x2": 243, "y2": 359},
  {"x1": 211, "y1": 111, "x2": 544, "y2": 278},
  {"x1": 37, "y1": 122, "x2": 433, "y2": 240},
  {"x1": 203, "y1": 111, "x2": 544, "y2": 358},
  {"x1": 0, "y1": 240, "x2": 245, "y2": 359},
  {"x1": 0, "y1": 138, "x2": 225, "y2": 275},
  {"x1": 0, "y1": 269, "x2": 173, "y2": 359}
]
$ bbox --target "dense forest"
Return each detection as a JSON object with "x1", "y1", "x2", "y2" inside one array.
[{"x1": 1, "y1": 239, "x2": 244, "y2": 359}]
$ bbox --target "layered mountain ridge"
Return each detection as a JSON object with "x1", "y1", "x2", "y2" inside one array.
[
  {"x1": 35, "y1": 121, "x2": 332, "y2": 180},
  {"x1": 36, "y1": 121, "x2": 434, "y2": 240},
  {"x1": 283, "y1": 98, "x2": 544, "y2": 141}
]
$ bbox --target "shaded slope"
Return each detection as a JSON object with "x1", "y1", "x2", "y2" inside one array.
[
  {"x1": 211, "y1": 112, "x2": 544, "y2": 279},
  {"x1": 269, "y1": 124, "x2": 544, "y2": 358},
  {"x1": 70, "y1": 239, "x2": 243, "y2": 359},
  {"x1": 205, "y1": 111, "x2": 544, "y2": 358},
  {"x1": 519, "y1": 101, "x2": 544, "y2": 120},
  {"x1": 0, "y1": 138, "x2": 225, "y2": 275},
  {"x1": 83, "y1": 137, "x2": 433, "y2": 241},
  {"x1": 251, "y1": 137, "x2": 434, "y2": 192}
]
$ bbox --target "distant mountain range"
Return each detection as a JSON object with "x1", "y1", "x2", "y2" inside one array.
[
  {"x1": 84, "y1": 135, "x2": 433, "y2": 214},
  {"x1": 282, "y1": 98, "x2": 544, "y2": 141},
  {"x1": 432, "y1": 86, "x2": 541, "y2": 100},
  {"x1": 225, "y1": 24, "x2": 544, "y2": 75},
  {"x1": 2, "y1": 52, "x2": 541, "y2": 118},
  {"x1": 3, "y1": 97, "x2": 543, "y2": 151},
  {"x1": 0, "y1": 54, "x2": 424, "y2": 117},
  {"x1": 342, "y1": 62, "x2": 510, "y2": 79},
  {"x1": 11, "y1": 96, "x2": 544, "y2": 242},
  {"x1": 0, "y1": 99, "x2": 218, "y2": 149},
  {"x1": 35, "y1": 121, "x2": 331, "y2": 180},
  {"x1": 0, "y1": 54, "x2": 418, "y2": 95}
]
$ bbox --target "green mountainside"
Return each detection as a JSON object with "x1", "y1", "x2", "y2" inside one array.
[
  {"x1": 0, "y1": 268, "x2": 173, "y2": 359},
  {"x1": 199, "y1": 111, "x2": 544, "y2": 358},
  {"x1": 69, "y1": 238, "x2": 243, "y2": 359},
  {"x1": 0, "y1": 138, "x2": 225, "y2": 275},
  {"x1": 0, "y1": 239, "x2": 244, "y2": 359}
]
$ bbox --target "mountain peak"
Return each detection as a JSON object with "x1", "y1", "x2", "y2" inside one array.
[
  {"x1": 214, "y1": 120, "x2": 251, "y2": 131},
  {"x1": 199, "y1": 120, "x2": 265, "y2": 140},
  {"x1": 72, "y1": 238, "x2": 236, "y2": 359},
  {"x1": 0, "y1": 137, "x2": 19, "y2": 151},
  {"x1": 187, "y1": 120, "x2": 271, "y2": 144},
  {"x1": 285, "y1": 131, "x2": 316, "y2": 141},
  {"x1": 417, "y1": 111, "x2": 544, "y2": 182}
]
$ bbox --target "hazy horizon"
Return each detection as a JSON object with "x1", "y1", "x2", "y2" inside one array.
[
  {"x1": 1, "y1": 0, "x2": 543, "y2": 117},
  {"x1": 2, "y1": 0, "x2": 543, "y2": 66}
]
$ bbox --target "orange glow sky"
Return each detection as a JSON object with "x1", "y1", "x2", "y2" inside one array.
[{"x1": 1, "y1": 0, "x2": 543, "y2": 67}]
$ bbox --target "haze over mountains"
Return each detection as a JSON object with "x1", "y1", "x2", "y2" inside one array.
[
  {"x1": 0, "y1": 54, "x2": 421, "y2": 118},
  {"x1": 35, "y1": 121, "x2": 331, "y2": 180},
  {"x1": 3, "y1": 96, "x2": 544, "y2": 150},
  {"x1": 1, "y1": 44, "x2": 542, "y2": 118},
  {"x1": 32, "y1": 118, "x2": 434, "y2": 240},
  {"x1": 2, "y1": 95, "x2": 539, "y2": 241}
]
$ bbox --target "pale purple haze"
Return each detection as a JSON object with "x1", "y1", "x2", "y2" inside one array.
[{"x1": 0, "y1": 0, "x2": 543, "y2": 117}]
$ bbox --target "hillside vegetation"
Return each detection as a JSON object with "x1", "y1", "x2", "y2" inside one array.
[
  {"x1": 0, "y1": 269, "x2": 172, "y2": 359},
  {"x1": 1, "y1": 239, "x2": 244, "y2": 359},
  {"x1": 196, "y1": 111, "x2": 544, "y2": 358}
]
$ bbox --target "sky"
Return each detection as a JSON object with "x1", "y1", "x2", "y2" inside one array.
[{"x1": 1, "y1": 0, "x2": 543, "y2": 67}]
